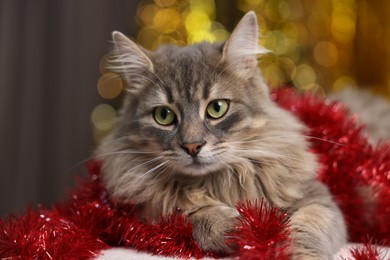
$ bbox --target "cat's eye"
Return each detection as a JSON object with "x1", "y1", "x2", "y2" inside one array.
[
  {"x1": 154, "y1": 106, "x2": 177, "y2": 126},
  {"x1": 206, "y1": 99, "x2": 229, "y2": 119}
]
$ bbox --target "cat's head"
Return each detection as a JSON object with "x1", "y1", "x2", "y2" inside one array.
[{"x1": 101, "y1": 12, "x2": 295, "y2": 178}]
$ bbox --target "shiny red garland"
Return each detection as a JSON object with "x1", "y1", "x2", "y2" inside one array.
[{"x1": 1, "y1": 89, "x2": 389, "y2": 259}]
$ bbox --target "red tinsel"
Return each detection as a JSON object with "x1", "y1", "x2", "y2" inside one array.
[
  {"x1": 0, "y1": 208, "x2": 108, "y2": 259},
  {"x1": 350, "y1": 242, "x2": 385, "y2": 260},
  {"x1": 1, "y1": 88, "x2": 389, "y2": 259},
  {"x1": 229, "y1": 200, "x2": 292, "y2": 260}
]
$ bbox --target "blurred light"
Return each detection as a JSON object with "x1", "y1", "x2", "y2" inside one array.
[
  {"x1": 154, "y1": 0, "x2": 176, "y2": 7},
  {"x1": 97, "y1": 72, "x2": 123, "y2": 99},
  {"x1": 278, "y1": 1, "x2": 291, "y2": 20},
  {"x1": 332, "y1": 76, "x2": 357, "y2": 91},
  {"x1": 293, "y1": 64, "x2": 317, "y2": 88},
  {"x1": 91, "y1": 104, "x2": 117, "y2": 131},
  {"x1": 264, "y1": 63, "x2": 286, "y2": 88},
  {"x1": 265, "y1": 0, "x2": 281, "y2": 22},
  {"x1": 307, "y1": 12, "x2": 331, "y2": 37},
  {"x1": 156, "y1": 35, "x2": 181, "y2": 46},
  {"x1": 212, "y1": 28, "x2": 230, "y2": 42},
  {"x1": 246, "y1": 0, "x2": 263, "y2": 5},
  {"x1": 211, "y1": 22, "x2": 230, "y2": 42},
  {"x1": 185, "y1": 9, "x2": 215, "y2": 43},
  {"x1": 287, "y1": 0, "x2": 304, "y2": 20},
  {"x1": 130, "y1": 0, "x2": 390, "y2": 99},
  {"x1": 237, "y1": 0, "x2": 264, "y2": 12},
  {"x1": 331, "y1": 13, "x2": 356, "y2": 43},
  {"x1": 264, "y1": 30, "x2": 294, "y2": 55},
  {"x1": 187, "y1": 30, "x2": 215, "y2": 44},
  {"x1": 137, "y1": 28, "x2": 160, "y2": 50},
  {"x1": 301, "y1": 83, "x2": 326, "y2": 98},
  {"x1": 153, "y1": 8, "x2": 181, "y2": 33},
  {"x1": 185, "y1": 10, "x2": 211, "y2": 33},
  {"x1": 331, "y1": 1, "x2": 356, "y2": 44},
  {"x1": 314, "y1": 41, "x2": 339, "y2": 67},
  {"x1": 189, "y1": 0, "x2": 215, "y2": 18},
  {"x1": 281, "y1": 22, "x2": 299, "y2": 43},
  {"x1": 279, "y1": 57, "x2": 297, "y2": 77},
  {"x1": 138, "y1": 4, "x2": 160, "y2": 26},
  {"x1": 295, "y1": 23, "x2": 309, "y2": 46}
]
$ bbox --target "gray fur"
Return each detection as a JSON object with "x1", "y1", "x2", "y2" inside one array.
[{"x1": 97, "y1": 12, "x2": 346, "y2": 259}]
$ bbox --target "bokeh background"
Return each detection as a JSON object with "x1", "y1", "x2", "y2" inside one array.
[{"x1": 1, "y1": 0, "x2": 389, "y2": 216}]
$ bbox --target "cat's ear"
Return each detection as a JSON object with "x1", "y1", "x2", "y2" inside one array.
[
  {"x1": 222, "y1": 11, "x2": 269, "y2": 79},
  {"x1": 109, "y1": 31, "x2": 154, "y2": 92}
]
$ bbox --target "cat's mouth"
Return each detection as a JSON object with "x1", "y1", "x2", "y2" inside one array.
[
  {"x1": 179, "y1": 157, "x2": 221, "y2": 175},
  {"x1": 188, "y1": 158, "x2": 209, "y2": 167},
  {"x1": 184, "y1": 158, "x2": 203, "y2": 168}
]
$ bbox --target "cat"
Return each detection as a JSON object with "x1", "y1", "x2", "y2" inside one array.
[{"x1": 96, "y1": 11, "x2": 347, "y2": 259}]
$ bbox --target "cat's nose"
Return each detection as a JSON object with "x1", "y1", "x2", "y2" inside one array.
[{"x1": 181, "y1": 141, "x2": 206, "y2": 157}]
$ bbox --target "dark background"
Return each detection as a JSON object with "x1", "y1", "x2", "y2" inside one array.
[{"x1": 0, "y1": 0, "x2": 139, "y2": 216}]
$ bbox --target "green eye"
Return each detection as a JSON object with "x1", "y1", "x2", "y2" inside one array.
[
  {"x1": 154, "y1": 106, "x2": 176, "y2": 126},
  {"x1": 206, "y1": 99, "x2": 229, "y2": 119}
]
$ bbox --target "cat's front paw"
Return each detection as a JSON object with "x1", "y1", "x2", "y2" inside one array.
[{"x1": 190, "y1": 205, "x2": 239, "y2": 254}]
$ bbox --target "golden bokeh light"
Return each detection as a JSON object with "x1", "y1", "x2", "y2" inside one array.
[
  {"x1": 187, "y1": 31, "x2": 215, "y2": 44},
  {"x1": 293, "y1": 64, "x2": 317, "y2": 88},
  {"x1": 333, "y1": 76, "x2": 357, "y2": 91},
  {"x1": 188, "y1": 0, "x2": 215, "y2": 18},
  {"x1": 135, "y1": 0, "x2": 228, "y2": 46},
  {"x1": 264, "y1": 30, "x2": 285, "y2": 54},
  {"x1": 314, "y1": 41, "x2": 339, "y2": 67},
  {"x1": 154, "y1": 0, "x2": 176, "y2": 7},
  {"x1": 137, "y1": 28, "x2": 160, "y2": 50},
  {"x1": 287, "y1": 0, "x2": 304, "y2": 20},
  {"x1": 153, "y1": 8, "x2": 181, "y2": 34},
  {"x1": 131, "y1": 0, "x2": 389, "y2": 96},
  {"x1": 264, "y1": 63, "x2": 287, "y2": 88},
  {"x1": 97, "y1": 72, "x2": 123, "y2": 99},
  {"x1": 331, "y1": 11, "x2": 356, "y2": 44},
  {"x1": 91, "y1": 104, "x2": 117, "y2": 132},
  {"x1": 331, "y1": 0, "x2": 356, "y2": 44},
  {"x1": 138, "y1": 4, "x2": 159, "y2": 25},
  {"x1": 185, "y1": 10, "x2": 213, "y2": 43},
  {"x1": 212, "y1": 28, "x2": 230, "y2": 42}
]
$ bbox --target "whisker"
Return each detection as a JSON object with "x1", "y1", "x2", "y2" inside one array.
[
  {"x1": 228, "y1": 134, "x2": 347, "y2": 147},
  {"x1": 110, "y1": 159, "x2": 169, "y2": 200},
  {"x1": 131, "y1": 160, "x2": 175, "y2": 208},
  {"x1": 64, "y1": 149, "x2": 161, "y2": 174},
  {"x1": 229, "y1": 147, "x2": 298, "y2": 160},
  {"x1": 122, "y1": 156, "x2": 166, "y2": 176}
]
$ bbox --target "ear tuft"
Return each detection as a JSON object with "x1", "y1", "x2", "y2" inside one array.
[
  {"x1": 110, "y1": 31, "x2": 153, "y2": 72},
  {"x1": 223, "y1": 11, "x2": 269, "y2": 78},
  {"x1": 107, "y1": 31, "x2": 154, "y2": 93}
]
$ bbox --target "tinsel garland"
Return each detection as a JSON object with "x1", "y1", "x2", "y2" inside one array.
[{"x1": 1, "y1": 88, "x2": 389, "y2": 259}]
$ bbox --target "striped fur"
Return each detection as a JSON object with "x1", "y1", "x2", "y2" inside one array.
[{"x1": 96, "y1": 12, "x2": 346, "y2": 259}]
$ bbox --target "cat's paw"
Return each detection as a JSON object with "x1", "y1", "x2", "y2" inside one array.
[{"x1": 190, "y1": 205, "x2": 239, "y2": 254}]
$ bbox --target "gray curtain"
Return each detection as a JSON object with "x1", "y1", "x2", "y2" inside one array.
[{"x1": 0, "y1": 0, "x2": 139, "y2": 217}]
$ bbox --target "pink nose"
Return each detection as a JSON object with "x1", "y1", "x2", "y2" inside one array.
[{"x1": 181, "y1": 142, "x2": 205, "y2": 157}]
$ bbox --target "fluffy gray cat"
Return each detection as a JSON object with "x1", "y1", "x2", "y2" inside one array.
[{"x1": 96, "y1": 11, "x2": 346, "y2": 259}]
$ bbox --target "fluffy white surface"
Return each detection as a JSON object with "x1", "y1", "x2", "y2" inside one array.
[{"x1": 96, "y1": 244, "x2": 390, "y2": 259}]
